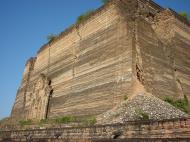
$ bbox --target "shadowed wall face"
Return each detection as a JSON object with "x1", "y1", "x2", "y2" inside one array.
[{"x1": 135, "y1": 10, "x2": 190, "y2": 101}]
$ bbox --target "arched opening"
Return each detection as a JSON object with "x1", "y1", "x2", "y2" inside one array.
[{"x1": 112, "y1": 130, "x2": 123, "y2": 139}]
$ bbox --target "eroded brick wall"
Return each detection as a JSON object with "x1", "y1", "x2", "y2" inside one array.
[
  {"x1": 134, "y1": 10, "x2": 190, "y2": 100},
  {"x1": 11, "y1": 1, "x2": 134, "y2": 119},
  {"x1": 1, "y1": 118, "x2": 190, "y2": 142}
]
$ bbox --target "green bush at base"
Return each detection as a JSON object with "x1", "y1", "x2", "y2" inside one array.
[{"x1": 164, "y1": 96, "x2": 190, "y2": 114}]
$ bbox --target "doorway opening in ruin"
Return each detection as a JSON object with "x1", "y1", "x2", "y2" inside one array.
[{"x1": 112, "y1": 130, "x2": 123, "y2": 139}]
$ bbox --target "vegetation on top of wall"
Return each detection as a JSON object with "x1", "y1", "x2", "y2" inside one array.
[
  {"x1": 102, "y1": 0, "x2": 110, "y2": 4},
  {"x1": 47, "y1": 34, "x2": 57, "y2": 45},
  {"x1": 179, "y1": 12, "x2": 190, "y2": 21},
  {"x1": 45, "y1": 9, "x2": 95, "y2": 44},
  {"x1": 45, "y1": 0, "x2": 111, "y2": 44},
  {"x1": 76, "y1": 10, "x2": 95, "y2": 25},
  {"x1": 164, "y1": 96, "x2": 190, "y2": 114}
]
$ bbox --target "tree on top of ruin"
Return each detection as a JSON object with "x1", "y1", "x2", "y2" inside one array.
[
  {"x1": 47, "y1": 34, "x2": 57, "y2": 45},
  {"x1": 101, "y1": 0, "x2": 110, "y2": 4},
  {"x1": 76, "y1": 10, "x2": 95, "y2": 25},
  {"x1": 179, "y1": 12, "x2": 190, "y2": 21}
]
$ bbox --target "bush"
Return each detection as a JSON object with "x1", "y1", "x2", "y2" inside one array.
[
  {"x1": 164, "y1": 96, "x2": 190, "y2": 114},
  {"x1": 164, "y1": 97, "x2": 174, "y2": 104},
  {"x1": 18, "y1": 120, "x2": 32, "y2": 126},
  {"x1": 179, "y1": 12, "x2": 190, "y2": 20},
  {"x1": 76, "y1": 10, "x2": 94, "y2": 24},
  {"x1": 82, "y1": 117, "x2": 97, "y2": 126},
  {"x1": 47, "y1": 34, "x2": 57, "y2": 44},
  {"x1": 39, "y1": 119, "x2": 48, "y2": 125},
  {"x1": 37, "y1": 116, "x2": 97, "y2": 126},
  {"x1": 55, "y1": 116, "x2": 75, "y2": 124},
  {"x1": 124, "y1": 95, "x2": 128, "y2": 101},
  {"x1": 102, "y1": 0, "x2": 110, "y2": 4},
  {"x1": 135, "y1": 110, "x2": 149, "y2": 121}
]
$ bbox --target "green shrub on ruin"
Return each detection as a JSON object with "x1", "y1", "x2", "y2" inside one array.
[
  {"x1": 102, "y1": 0, "x2": 110, "y2": 4},
  {"x1": 76, "y1": 10, "x2": 95, "y2": 24},
  {"x1": 39, "y1": 119, "x2": 49, "y2": 125},
  {"x1": 164, "y1": 96, "x2": 190, "y2": 114},
  {"x1": 55, "y1": 116, "x2": 76, "y2": 124},
  {"x1": 18, "y1": 119, "x2": 32, "y2": 126},
  {"x1": 135, "y1": 110, "x2": 149, "y2": 121},
  {"x1": 81, "y1": 116, "x2": 97, "y2": 126},
  {"x1": 179, "y1": 12, "x2": 190, "y2": 21},
  {"x1": 164, "y1": 97, "x2": 174, "y2": 104},
  {"x1": 47, "y1": 34, "x2": 57, "y2": 45},
  {"x1": 112, "y1": 112, "x2": 120, "y2": 118},
  {"x1": 124, "y1": 95, "x2": 128, "y2": 101}
]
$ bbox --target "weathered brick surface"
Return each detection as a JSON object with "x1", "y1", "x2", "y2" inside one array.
[
  {"x1": 0, "y1": 118, "x2": 190, "y2": 142},
  {"x1": 136, "y1": 9, "x2": 190, "y2": 101},
  {"x1": 11, "y1": 0, "x2": 190, "y2": 121},
  {"x1": 11, "y1": 0, "x2": 133, "y2": 120}
]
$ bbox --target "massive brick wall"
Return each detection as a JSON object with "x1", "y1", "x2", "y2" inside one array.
[
  {"x1": 11, "y1": 0, "x2": 190, "y2": 120},
  {"x1": 135, "y1": 9, "x2": 190, "y2": 100},
  {"x1": 47, "y1": 6, "x2": 132, "y2": 118},
  {"x1": 172, "y1": 19, "x2": 190, "y2": 101},
  {"x1": 11, "y1": 1, "x2": 134, "y2": 119}
]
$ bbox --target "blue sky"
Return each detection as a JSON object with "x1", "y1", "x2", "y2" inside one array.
[{"x1": 0, "y1": 0, "x2": 190, "y2": 120}]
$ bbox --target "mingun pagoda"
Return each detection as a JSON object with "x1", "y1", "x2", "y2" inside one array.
[{"x1": 11, "y1": 0, "x2": 190, "y2": 121}]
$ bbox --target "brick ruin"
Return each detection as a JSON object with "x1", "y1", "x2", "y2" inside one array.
[
  {"x1": 10, "y1": 0, "x2": 190, "y2": 121},
  {"x1": 1, "y1": 118, "x2": 190, "y2": 141}
]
